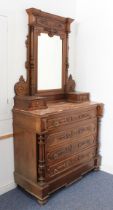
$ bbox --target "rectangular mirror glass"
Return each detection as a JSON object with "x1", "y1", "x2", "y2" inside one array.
[{"x1": 38, "y1": 33, "x2": 62, "y2": 90}]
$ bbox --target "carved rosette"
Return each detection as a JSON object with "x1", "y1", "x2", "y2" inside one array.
[
  {"x1": 14, "y1": 76, "x2": 28, "y2": 96},
  {"x1": 66, "y1": 74, "x2": 76, "y2": 92}
]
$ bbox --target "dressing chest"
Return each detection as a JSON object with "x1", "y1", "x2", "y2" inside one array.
[{"x1": 13, "y1": 8, "x2": 103, "y2": 204}]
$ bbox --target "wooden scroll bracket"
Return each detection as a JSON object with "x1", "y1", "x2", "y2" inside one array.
[{"x1": 14, "y1": 76, "x2": 47, "y2": 110}]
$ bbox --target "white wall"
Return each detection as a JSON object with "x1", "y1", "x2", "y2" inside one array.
[
  {"x1": 0, "y1": 0, "x2": 76, "y2": 194},
  {"x1": 0, "y1": 15, "x2": 15, "y2": 194},
  {"x1": 75, "y1": 0, "x2": 113, "y2": 173}
]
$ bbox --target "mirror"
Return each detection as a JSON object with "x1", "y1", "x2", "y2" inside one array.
[{"x1": 38, "y1": 33, "x2": 62, "y2": 90}]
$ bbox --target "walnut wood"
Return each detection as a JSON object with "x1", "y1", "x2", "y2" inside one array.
[
  {"x1": 94, "y1": 103, "x2": 104, "y2": 170},
  {"x1": 14, "y1": 95, "x2": 47, "y2": 110},
  {"x1": 13, "y1": 8, "x2": 104, "y2": 205},
  {"x1": 14, "y1": 7, "x2": 90, "y2": 110},
  {"x1": 13, "y1": 101, "x2": 104, "y2": 204},
  {"x1": 66, "y1": 91, "x2": 90, "y2": 103},
  {"x1": 25, "y1": 8, "x2": 74, "y2": 97}
]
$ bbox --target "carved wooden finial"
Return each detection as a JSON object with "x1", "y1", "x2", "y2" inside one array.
[
  {"x1": 14, "y1": 76, "x2": 28, "y2": 96},
  {"x1": 66, "y1": 74, "x2": 76, "y2": 92}
]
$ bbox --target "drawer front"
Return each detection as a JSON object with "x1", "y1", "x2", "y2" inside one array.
[
  {"x1": 46, "y1": 108, "x2": 96, "y2": 131},
  {"x1": 46, "y1": 147, "x2": 96, "y2": 179},
  {"x1": 46, "y1": 134, "x2": 96, "y2": 165},
  {"x1": 46, "y1": 119, "x2": 97, "y2": 148}
]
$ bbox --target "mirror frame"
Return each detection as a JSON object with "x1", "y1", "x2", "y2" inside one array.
[{"x1": 26, "y1": 8, "x2": 74, "y2": 98}]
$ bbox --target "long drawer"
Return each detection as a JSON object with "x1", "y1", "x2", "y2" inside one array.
[
  {"x1": 46, "y1": 147, "x2": 96, "y2": 179},
  {"x1": 46, "y1": 134, "x2": 96, "y2": 165},
  {"x1": 46, "y1": 108, "x2": 97, "y2": 131},
  {"x1": 46, "y1": 118, "x2": 97, "y2": 148}
]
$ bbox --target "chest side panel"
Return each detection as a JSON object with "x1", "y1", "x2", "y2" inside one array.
[{"x1": 13, "y1": 111, "x2": 41, "y2": 182}]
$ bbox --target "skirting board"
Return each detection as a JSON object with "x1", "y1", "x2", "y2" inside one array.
[
  {"x1": 101, "y1": 164, "x2": 113, "y2": 175},
  {"x1": 0, "y1": 182, "x2": 17, "y2": 195}
]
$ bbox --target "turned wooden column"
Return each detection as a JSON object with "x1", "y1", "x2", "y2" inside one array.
[
  {"x1": 94, "y1": 103, "x2": 104, "y2": 170},
  {"x1": 37, "y1": 132, "x2": 46, "y2": 185}
]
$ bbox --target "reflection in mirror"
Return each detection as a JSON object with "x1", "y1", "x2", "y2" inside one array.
[{"x1": 38, "y1": 34, "x2": 62, "y2": 90}]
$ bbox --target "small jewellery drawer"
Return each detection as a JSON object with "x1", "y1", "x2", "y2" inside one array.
[
  {"x1": 46, "y1": 108, "x2": 97, "y2": 131},
  {"x1": 46, "y1": 147, "x2": 96, "y2": 178},
  {"x1": 46, "y1": 119, "x2": 97, "y2": 148},
  {"x1": 46, "y1": 135, "x2": 96, "y2": 165}
]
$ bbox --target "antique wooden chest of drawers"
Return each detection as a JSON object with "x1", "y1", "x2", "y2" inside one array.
[
  {"x1": 13, "y1": 101, "x2": 103, "y2": 204},
  {"x1": 13, "y1": 7, "x2": 104, "y2": 205}
]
